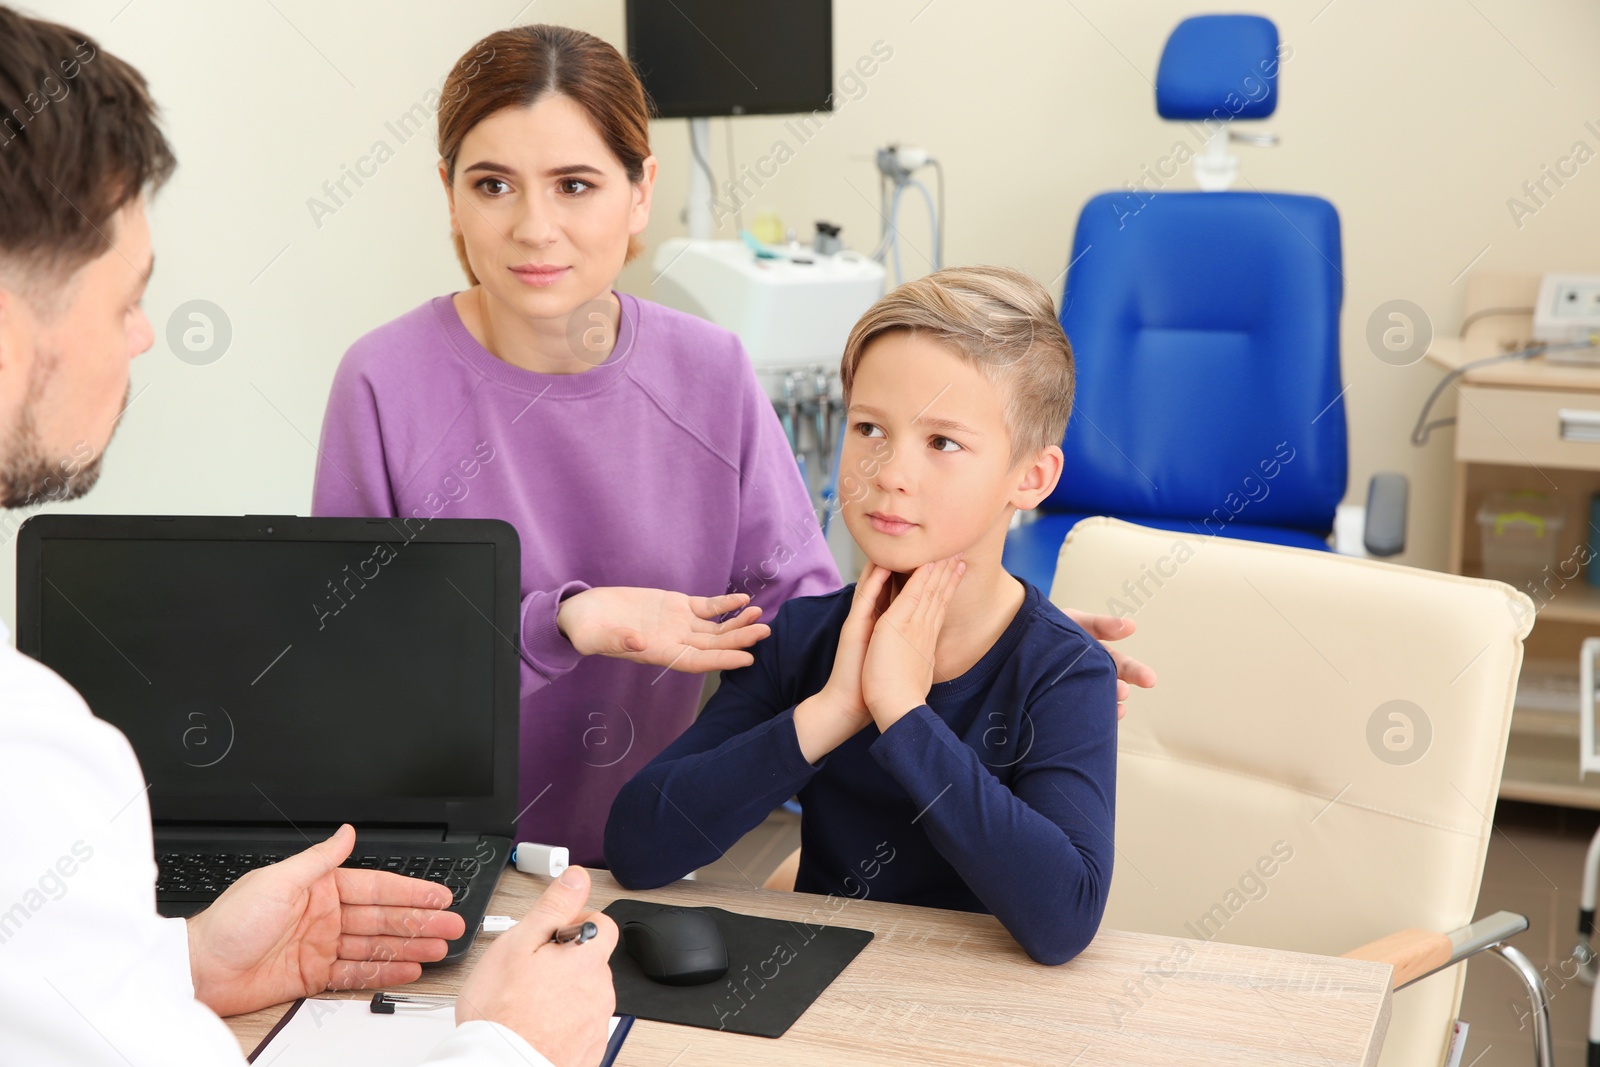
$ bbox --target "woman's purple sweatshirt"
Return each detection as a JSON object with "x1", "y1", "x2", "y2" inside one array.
[{"x1": 312, "y1": 291, "x2": 841, "y2": 864}]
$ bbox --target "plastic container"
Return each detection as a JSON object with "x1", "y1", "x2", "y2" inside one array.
[{"x1": 1477, "y1": 490, "x2": 1567, "y2": 590}]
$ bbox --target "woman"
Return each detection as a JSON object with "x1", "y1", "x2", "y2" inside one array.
[{"x1": 312, "y1": 24, "x2": 1150, "y2": 866}]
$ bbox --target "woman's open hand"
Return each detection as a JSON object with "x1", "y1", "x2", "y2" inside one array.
[
  {"x1": 1059, "y1": 608, "x2": 1157, "y2": 720},
  {"x1": 556, "y1": 586, "x2": 771, "y2": 674}
]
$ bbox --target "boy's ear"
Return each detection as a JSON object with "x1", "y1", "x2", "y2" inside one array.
[{"x1": 1009, "y1": 444, "x2": 1064, "y2": 512}]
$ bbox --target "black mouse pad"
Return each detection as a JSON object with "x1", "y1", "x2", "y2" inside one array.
[{"x1": 603, "y1": 899, "x2": 873, "y2": 1038}]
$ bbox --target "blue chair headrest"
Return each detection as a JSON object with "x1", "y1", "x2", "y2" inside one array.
[{"x1": 1155, "y1": 15, "x2": 1280, "y2": 121}]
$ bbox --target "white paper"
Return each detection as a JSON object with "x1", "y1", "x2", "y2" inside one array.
[{"x1": 252, "y1": 999, "x2": 621, "y2": 1066}]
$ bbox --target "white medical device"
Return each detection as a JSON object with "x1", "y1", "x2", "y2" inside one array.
[
  {"x1": 1534, "y1": 273, "x2": 1600, "y2": 350},
  {"x1": 650, "y1": 238, "x2": 885, "y2": 385}
]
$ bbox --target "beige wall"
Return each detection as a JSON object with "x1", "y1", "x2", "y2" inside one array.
[{"x1": 5, "y1": 0, "x2": 1600, "y2": 630}]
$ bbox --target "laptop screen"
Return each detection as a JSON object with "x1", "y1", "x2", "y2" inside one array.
[{"x1": 15, "y1": 516, "x2": 520, "y2": 833}]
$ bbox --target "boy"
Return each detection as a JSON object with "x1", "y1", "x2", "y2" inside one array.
[{"x1": 603, "y1": 266, "x2": 1117, "y2": 965}]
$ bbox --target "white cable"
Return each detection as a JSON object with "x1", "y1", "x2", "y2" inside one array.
[
  {"x1": 889, "y1": 181, "x2": 907, "y2": 286},
  {"x1": 907, "y1": 178, "x2": 940, "y2": 271},
  {"x1": 870, "y1": 146, "x2": 945, "y2": 282},
  {"x1": 1411, "y1": 341, "x2": 1593, "y2": 446},
  {"x1": 723, "y1": 116, "x2": 743, "y2": 234}
]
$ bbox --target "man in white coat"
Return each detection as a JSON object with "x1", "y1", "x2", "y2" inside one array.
[{"x1": 0, "y1": 7, "x2": 619, "y2": 1066}]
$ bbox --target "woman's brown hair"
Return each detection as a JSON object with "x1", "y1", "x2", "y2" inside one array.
[{"x1": 437, "y1": 25, "x2": 653, "y2": 285}]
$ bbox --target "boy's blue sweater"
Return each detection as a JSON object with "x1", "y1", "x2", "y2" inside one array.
[{"x1": 603, "y1": 579, "x2": 1119, "y2": 965}]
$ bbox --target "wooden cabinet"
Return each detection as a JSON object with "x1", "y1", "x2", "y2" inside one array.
[{"x1": 1431, "y1": 273, "x2": 1600, "y2": 807}]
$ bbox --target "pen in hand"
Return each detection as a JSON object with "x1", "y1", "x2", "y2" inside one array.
[
  {"x1": 551, "y1": 921, "x2": 598, "y2": 945},
  {"x1": 369, "y1": 921, "x2": 601, "y2": 1015},
  {"x1": 480, "y1": 915, "x2": 601, "y2": 947},
  {"x1": 480, "y1": 916, "x2": 598, "y2": 944}
]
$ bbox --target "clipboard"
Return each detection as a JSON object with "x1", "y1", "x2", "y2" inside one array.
[{"x1": 247, "y1": 996, "x2": 633, "y2": 1066}]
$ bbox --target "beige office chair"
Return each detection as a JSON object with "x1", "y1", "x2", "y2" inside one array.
[
  {"x1": 1046, "y1": 517, "x2": 1544, "y2": 1067},
  {"x1": 760, "y1": 516, "x2": 1547, "y2": 1065}
]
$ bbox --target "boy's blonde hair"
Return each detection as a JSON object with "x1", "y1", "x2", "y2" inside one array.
[{"x1": 840, "y1": 265, "x2": 1074, "y2": 468}]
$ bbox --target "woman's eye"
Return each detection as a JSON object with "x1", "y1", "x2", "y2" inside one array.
[
  {"x1": 855, "y1": 422, "x2": 885, "y2": 438},
  {"x1": 559, "y1": 178, "x2": 593, "y2": 195},
  {"x1": 475, "y1": 177, "x2": 510, "y2": 196},
  {"x1": 931, "y1": 435, "x2": 962, "y2": 453}
]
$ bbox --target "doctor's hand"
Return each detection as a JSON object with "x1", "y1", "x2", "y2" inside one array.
[
  {"x1": 456, "y1": 865, "x2": 618, "y2": 1067},
  {"x1": 186, "y1": 823, "x2": 465, "y2": 1018},
  {"x1": 860, "y1": 555, "x2": 965, "y2": 733},
  {"x1": 556, "y1": 586, "x2": 771, "y2": 673},
  {"x1": 1058, "y1": 608, "x2": 1157, "y2": 720}
]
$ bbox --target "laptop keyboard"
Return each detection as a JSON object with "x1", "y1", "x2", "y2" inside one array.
[{"x1": 156, "y1": 851, "x2": 484, "y2": 907}]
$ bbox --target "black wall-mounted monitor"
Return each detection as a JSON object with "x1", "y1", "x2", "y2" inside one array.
[{"x1": 625, "y1": 0, "x2": 833, "y2": 119}]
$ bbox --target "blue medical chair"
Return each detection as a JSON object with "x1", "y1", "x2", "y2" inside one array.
[{"x1": 1003, "y1": 14, "x2": 1404, "y2": 591}]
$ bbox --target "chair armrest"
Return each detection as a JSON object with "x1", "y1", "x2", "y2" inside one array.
[
  {"x1": 1363, "y1": 472, "x2": 1408, "y2": 557},
  {"x1": 1341, "y1": 910, "x2": 1529, "y2": 990},
  {"x1": 1444, "y1": 910, "x2": 1530, "y2": 962},
  {"x1": 1342, "y1": 927, "x2": 1451, "y2": 988}
]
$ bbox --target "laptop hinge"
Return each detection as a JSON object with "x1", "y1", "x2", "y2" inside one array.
[
  {"x1": 156, "y1": 826, "x2": 334, "y2": 843},
  {"x1": 156, "y1": 825, "x2": 447, "y2": 843},
  {"x1": 347, "y1": 828, "x2": 449, "y2": 842}
]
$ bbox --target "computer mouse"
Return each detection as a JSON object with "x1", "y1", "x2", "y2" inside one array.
[{"x1": 622, "y1": 907, "x2": 729, "y2": 986}]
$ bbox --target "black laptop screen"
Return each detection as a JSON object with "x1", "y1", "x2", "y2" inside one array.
[{"x1": 32, "y1": 536, "x2": 498, "y2": 803}]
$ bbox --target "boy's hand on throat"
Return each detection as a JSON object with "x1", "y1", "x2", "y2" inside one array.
[
  {"x1": 861, "y1": 555, "x2": 965, "y2": 731},
  {"x1": 816, "y1": 560, "x2": 893, "y2": 730}
]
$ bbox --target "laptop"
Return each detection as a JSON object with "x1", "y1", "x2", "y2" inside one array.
[{"x1": 14, "y1": 514, "x2": 522, "y2": 962}]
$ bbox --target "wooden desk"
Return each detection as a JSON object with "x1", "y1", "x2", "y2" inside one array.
[
  {"x1": 1425, "y1": 270, "x2": 1600, "y2": 807},
  {"x1": 225, "y1": 869, "x2": 1392, "y2": 1066}
]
